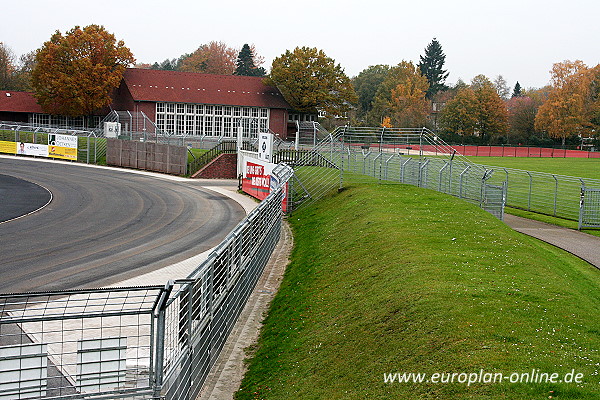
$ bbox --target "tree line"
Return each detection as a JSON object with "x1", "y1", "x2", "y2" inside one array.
[{"x1": 1, "y1": 26, "x2": 599, "y2": 147}]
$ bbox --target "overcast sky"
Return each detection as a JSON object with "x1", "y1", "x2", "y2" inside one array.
[{"x1": 2, "y1": 0, "x2": 598, "y2": 90}]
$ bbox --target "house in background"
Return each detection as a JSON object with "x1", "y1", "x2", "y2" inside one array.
[{"x1": 0, "y1": 68, "x2": 301, "y2": 140}]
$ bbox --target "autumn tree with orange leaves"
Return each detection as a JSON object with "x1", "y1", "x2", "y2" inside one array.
[
  {"x1": 535, "y1": 60, "x2": 600, "y2": 145},
  {"x1": 179, "y1": 41, "x2": 238, "y2": 75},
  {"x1": 369, "y1": 61, "x2": 429, "y2": 127},
  {"x1": 31, "y1": 25, "x2": 134, "y2": 117}
]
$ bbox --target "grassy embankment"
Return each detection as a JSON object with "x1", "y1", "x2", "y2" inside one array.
[{"x1": 238, "y1": 180, "x2": 600, "y2": 399}]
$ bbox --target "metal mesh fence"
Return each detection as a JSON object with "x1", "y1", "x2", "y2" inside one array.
[
  {"x1": 159, "y1": 164, "x2": 291, "y2": 399},
  {"x1": 277, "y1": 126, "x2": 506, "y2": 219},
  {"x1": 579, "y1": 187, "x2": 600, "y2": 229},
  {"x1": 0, "y1": 163, "x2": 293, "y2": 399},
  {"x1": 0, "y1": 287, "x2": 163, "y2": 399},
  {"x1": 281, "y1": 125, "x2": 600, "y2": 224}
]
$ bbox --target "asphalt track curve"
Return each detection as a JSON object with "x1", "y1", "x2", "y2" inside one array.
[
  {"x1": 0, "y1": 157, "x2": 245, "y2": 293},
  {"x1": 0, "y1": 174, "x2": 52, "y2": 223}
]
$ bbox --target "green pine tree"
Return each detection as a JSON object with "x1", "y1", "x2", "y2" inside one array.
[
  {"x1": 234, "y1": 44, "x2": 265, "y2": 76},
  {"x1": 512, "y1": 81, "x2": 523, "y2": 97},
  {"x1": 418, "y1": 38, "x2": 449, "y2": 99}
]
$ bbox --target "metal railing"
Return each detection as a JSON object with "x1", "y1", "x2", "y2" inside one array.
[
  {"x1": 0, "y1": 163, "x2": 294, "y2": 399},
  {"x1": 187, "y1": 140, "x2": 237, "y2": 176},
  {"x1": 0, "y1": 286, "x2": 162, "y2": 399}
]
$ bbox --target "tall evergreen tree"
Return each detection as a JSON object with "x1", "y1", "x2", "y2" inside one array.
[
  {"x1": 418, "y1": 38, "x2": 449, "y2": 99},
  {"x1": 234, "y1": 44, "x2": 266, "y2": 76},
  {"x1": 512, "y1": 81, "x2": 523, "y2": 97}
]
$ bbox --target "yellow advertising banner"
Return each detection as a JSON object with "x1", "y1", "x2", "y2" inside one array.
[
  {"x1": 0, "y1": 141, "x2": 17, "y2": 154},
  {"x1": 48, "y1": 145, "x2": 77, "y2": 161}
]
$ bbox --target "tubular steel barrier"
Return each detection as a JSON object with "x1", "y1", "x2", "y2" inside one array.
[
  {"x1": 0, "y1": 163, "x2": 293, "y2": 399},
  {"x1": 282, "y1": 126, "x2": 507, "y2": 220},
  {"x1": 281, "y1": 126, "x2": 598, "y2": 225}
]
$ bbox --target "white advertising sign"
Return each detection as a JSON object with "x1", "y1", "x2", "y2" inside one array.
[
  {"x1": 17, "y1": 142, "x2": 49, "y2": 157},
  {"x1": 48, "y1": 134, "x2": 78, "y2": 149}
]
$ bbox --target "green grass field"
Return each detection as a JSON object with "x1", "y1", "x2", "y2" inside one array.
[
  {"x1": 187, "y1": 147, "x2": 208, "y2": 163},
  {"x1": 238, "y1": 182, "x2": 600, "y2": 399},
  {"x1": 467, "y1": 157, "x2": 600, "y2": 180}
]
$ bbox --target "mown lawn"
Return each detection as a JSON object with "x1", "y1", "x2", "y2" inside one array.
[{"x1": 238, "y1": 182, "x2": 600, "y2": 399}]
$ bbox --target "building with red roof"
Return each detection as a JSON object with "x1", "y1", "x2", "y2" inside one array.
[
  {"x1": 0, "y1": 68, "x2": 299, "y2": 139},
  {"x1": 0, "y1": 91, "x2": 43, "y2": 122}
]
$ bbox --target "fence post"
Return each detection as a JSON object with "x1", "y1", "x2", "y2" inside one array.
[
  {"x1": 418, "y1": 159, "x2": 429, "y2": 188},
  {"x1": 578, "y1": 184, "x2": 585, "y2": 230},
  {"x1": 153, "y1": 280, "x2": 174, "y2": 398},
  {"x1": 339, "y1": 127, "x2": 346, "y2": 190},
  {"x1": 459, "y1": 166, "x2": 471, "y2": 199},
  {"x1": 401, "y1": 157, "x2": 412, "y2": 184},
  {"x1": 553, "y1": 174, "x2": 558, "y2": 216},
  {"x1": 526, "y1": 171, "x2": 532, "y2": 211},
  {"x1": 439, "y1": 161, "x2": 449, "y2": 193}
]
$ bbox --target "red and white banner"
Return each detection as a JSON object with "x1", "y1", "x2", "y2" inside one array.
[{"x1": 241, "y1": 155, "x2": 288, "y2": 211}]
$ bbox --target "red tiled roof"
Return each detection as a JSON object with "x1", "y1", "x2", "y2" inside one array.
[
  {"x1": 123, "y1": 69, "x2": 291, "y2": 109},
  {"x1": 0, "y1": 91, "x2": 43, "y2": 113}
]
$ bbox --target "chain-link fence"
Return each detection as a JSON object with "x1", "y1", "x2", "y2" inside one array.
[
  {"x1": 0, "y1": 163, "x2": 293, "y2": 399},
  {"x1": 275, "y1": 126, "x2": 506, "y2": 219},
  {"x1": 280, "y1": 125, "x2": 600, "y2": 225},
  {"x1": 579, "y1": 186, "x2": 600, "y2": 229},
  {"x1": 474, "y1": 165, "x2": 600, "y2": 222},
  {"x1": 0, "y1": 286, "x2": 162, "y2": 399}
]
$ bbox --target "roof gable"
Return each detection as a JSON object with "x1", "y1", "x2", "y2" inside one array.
[{"x1": 122, "y1": 69, "x2": 291, "y2": 110}]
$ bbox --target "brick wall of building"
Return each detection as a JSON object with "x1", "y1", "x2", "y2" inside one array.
[{"x1": 191, "y1": 153, "x2": 238, "y2": 179}]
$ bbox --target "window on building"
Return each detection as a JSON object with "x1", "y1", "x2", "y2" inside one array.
[
  {"x1": 176, "y1": 114, "x2": 185, "y2": 134},
  {"x1": 186, "y1": 115, "x2": 194, "y2": 135},
  {"x1": 156, "y1": 114, "x2": 165, "y2": 130},
  {"x1": 155, "y1": 102, "x2": 269, "y2": 137},
  {"x1": 214, "y1": 117, "x2": 222, "y2": 136},
  {"x1": 204, "y1": 116, "x2": 213, "y2": 136},
  {"x1": 224, "y1": 117, "x2": 232, "y2": 137},
  {"x1": 195, "y1": 115, "x2": 203, "y2": 136},
  {"x1": 166, "y1": 114, "x2": 175, "y2": 133}
]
